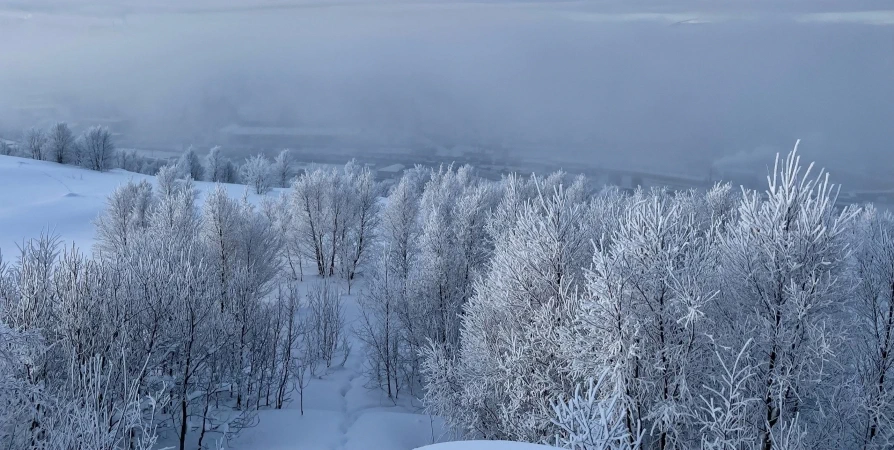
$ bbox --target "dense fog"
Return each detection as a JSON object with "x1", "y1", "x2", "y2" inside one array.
[{"x1": 1, "y1": 0, "x2": 892, "y2": 186}]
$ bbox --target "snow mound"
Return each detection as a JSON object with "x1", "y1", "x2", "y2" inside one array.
[{"x1": 416, "y1": 441, "x2": 559, "y2": 450}]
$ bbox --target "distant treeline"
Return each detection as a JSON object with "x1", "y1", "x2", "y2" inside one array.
[{"x1": 1, "y1": 122, "x2": 297, "y2": 194}]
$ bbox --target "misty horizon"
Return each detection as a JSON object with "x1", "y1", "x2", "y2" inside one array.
[{"x1": 1, "y1": 0, "x2": 892, "y2": 187}]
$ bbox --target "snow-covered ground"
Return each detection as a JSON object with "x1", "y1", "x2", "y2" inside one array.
[
  {"x1": 0, "y1": 154, "x2": 455, "y2": 450},
  {"x1": 417, "y1": 442, "x2": 557, "y2": 450},
  {"x1": 228, "y1": 280, "x2": 446, "y2": 450},
  {"x1": 0, "y1": 155, "x2": 271, "y2": 250}
]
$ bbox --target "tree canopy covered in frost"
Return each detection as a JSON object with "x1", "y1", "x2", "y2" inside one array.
[
  {"x1": 78, "y1": 126, "x2": 117, "y2": 172},
  {"x1": 3, "y1": 147, "x2": 894, "y2": 450},
  {"x1": 413, "y1": 146, "x2": 894, "y2": 450},
  {"x1": 6, "y1": 122, "x2": 299, "y2": 188},
  {"x1": 48, "y1": 122, "x2": 75, "y2": 165},
  {"x1": 177, "y1": 146, "x2": 205, "y2": 181},
  {"x1": 240, "y1": 153, "x2": 273, "y2": 194},
  {"x1": 0, "y1": 164, "x2": 349, "y2": 449}
]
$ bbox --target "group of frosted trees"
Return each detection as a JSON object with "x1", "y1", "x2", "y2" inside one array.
[
  {"x1": 2, "y1": 123, "x2": 296, "y2": 193},
  {"x1": 3, "y1": 144, "x2": 894, "y2": 450},
  {"x1": 4, "y1": 123, "x2": 118, "y2": 171},
  {"x1": 357, "y1": 164, "x2": 500, "y2": 399},
  {"x1": 283, "y1": 161, "x2": 379, "y2": 284},
  {"x1": 175, "y1": 147, "x2": 294, "y2": 194},
  {"x1": 357, "y1": 150, "x2": 893, "y2": 450},
  {"x1": 164, "y1": 146, "x2": 299, "y2": 195},
  {"x1": 4, "y1": 122, "x2": 171, "y2": 175},
  {"x1": 0, "y1": 165, "x2": 354, "y2": 449}
]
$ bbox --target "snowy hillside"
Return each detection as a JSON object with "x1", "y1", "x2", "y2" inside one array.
[
  {"x1": 0, "y1": 155, "x2": 448, "y2": 450},
  {"x1": 4, "y1": 150, "x2": 893, "y2": 450},
  {"x1": 0, "y1": 155, "x2": 272, "y2": 250}
]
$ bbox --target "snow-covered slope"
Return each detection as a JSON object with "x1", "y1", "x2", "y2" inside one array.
[
  {"x1": 0, "y1": 155, "x2": 559, "y2": 450},
  {"x1": 0, "y1": 154, "x2": 451, "y2": 450},
  {"x1": 0, "y1": 155, "x2": 273, "y2": 252}
]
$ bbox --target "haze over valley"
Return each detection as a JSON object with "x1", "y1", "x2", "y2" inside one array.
[{"x1": 2, "y1": 0, "x2": 893, "y2": 189}]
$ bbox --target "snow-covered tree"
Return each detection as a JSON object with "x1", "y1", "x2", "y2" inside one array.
[
  {"x1": 340, "y1": 161, "x2": 381, "y2": 292},
  {"x1": 290, "y1": 162, "x2": 381, "y2": 279},
  {"x1": 222, "y1": 158, "x2": 239, "y2": 184},
  {"x1": 272, "y1": 148, "x2": 294, "y2": 188},
  {"x1": 851, "y1": 206, "x2": 894, "y2": 449},
  {"x1": 201, "y1": 184, "x2": 242, "y2": 303},
  {"x1": 116, "y1": 149, "x2": 142, "y2": 172},
  {"x1": 552, "y1": 372, "x2": 643, "y2": 450},
  {"x1": 408, "y1": 165, "x2": 496, "y2": 365},
  {"x1": 694, "y1": 340, "x2": 758, "y2": 450},
  {"x1": 232, "y1": 192, "x2": 281, "y2": 293},
  {"x1": 205, "y1": 146, "x2": 226, "y2": 182},
  {"x1": 716, "y1": 144, "x2": 858, "y2": 450},
  {"x1": 306, "y1": 281, "x2": 347, "y2": 369},
  {"x1": 79, "y1": 126, "x2": 116, "y2": 172},
  {"x1": 359, "y1": 252, "x2": 405, "y2": 398},
  {"x1": 263, "y1": 195, "x2": 303, "y2": 281},
  {"x1": 357, "y1": 165, "x2": 428, "y2": 397},
  {"x1": 94, "y1": 179, "x2": 154, "y2": 259},
  {"x1": 48, "y1": 122, "x2": 75, "y2": 164},
  {"x1": 366, "y1": 165, "x2": 498, "y2": 399},
  {"x1": 379, "y1": 165, "x2": 428, "y2": 279},
  {"x1": 176, "y1": 146, "x2": 204, "y2": 181},
  {"x1": 0, "y1": 170, "x2": 294, "y2": 450},
  {"x1": 24, "y1": 127, "x2": 48, "y2": 160},
  {"x1": 240, "y1": 154, "x2": 273, "y2": 194},
  {"x1": 426, "y1": 178, "x2": 599, "y2": 442},
  {"x1": 0, "y1": 140, "x2": 14, "y2": 156},
  {"x1": 151, "y1": 167, "x2": 200, "y2": 244},
  {"x1": 573, "y1": 188, "x2": 720, "y2": 449},
  {"x1": 291, "y1": 165, "x2": 330, "y2": 276},
  {"x1": 5, "y1": 138, "x2": 892, "y2": 450},
  {"x1": 269, "y1": 283, "x2": 301, "y2": 409},
  {"x1": 0, "y1": 322, "x2": 43, "y2": 448}
]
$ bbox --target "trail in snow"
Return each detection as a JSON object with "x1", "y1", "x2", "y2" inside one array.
[{"x1": 230, "y1": 282, "x2": 444, "y2": 450}]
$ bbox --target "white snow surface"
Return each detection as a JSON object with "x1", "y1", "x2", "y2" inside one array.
[
  {"x1": 229, "y1": 293, "x2": 445, "y2": 450},
  {"x1": 416, "y1": 442, "x2": 559, "y2": 450},
  {"x1": 0, "y1": 155, "x2": 276, "y2": 251},
  {"x1": 0, "y1": 155, "x2": 462, "y2": 450}
]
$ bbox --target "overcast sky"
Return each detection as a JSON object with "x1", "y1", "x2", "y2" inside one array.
[{"x1": 1, "y1": 0, "x2": 892, "y2": 186}]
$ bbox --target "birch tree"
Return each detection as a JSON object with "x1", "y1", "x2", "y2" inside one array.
[
  {"x1": 94, "y1": 179, "x2": 154, "y2": 259},
  {"x1": 177, "y1": 146, "x2": 204, "y2": 181},
  {"x1": 79, "y1": 126, "x2": 116, "y2": 172},
  {"x1": 574, "y1": 189, "x2": 720, "y2": 449},
  {"x1": 205, "y1": 146, "x2": 226, "y2": 182},
  {"x1": 272, "y1": 148, "x2": 294, "y2": 188},
  {"x1": 427, "y1": 179, "x2": 599, "y2": 442},
  {"x1": 852, "y1": 206, "x2": 894, "y2": 449},
  {"x1": 240, "y1": 154, "x2": 273, "y2": 194},
  {"x1": 717, "y1": 145, "x2": 858, "y2": 450},
  {"x1": 24, "y1": 127, "x2": 47, "y2": 160},
  {"x1": 48, "y1": 122, "x2": 75, "y2": 164}
]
